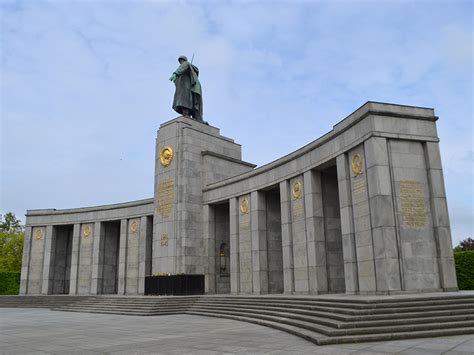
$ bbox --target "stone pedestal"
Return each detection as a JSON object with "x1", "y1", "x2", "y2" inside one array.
[{"x1": 152, "y1": 117, "x2": 254, "y2": 277}]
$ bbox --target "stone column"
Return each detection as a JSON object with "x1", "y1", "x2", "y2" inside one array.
[
  {"x1": 304, "y1": 170, "x2": 327, "y2": 294},
  {"x1": 348, "y1": 146, "x2": 377, "y2": 293},
  {"x1": 41, "y1": 225, "x2": 54, "y2": 294},
  {"x1": 280, "y1": 180, "x2": 295, "y2": 294},
  {"x1": 336, "y1": 154, "x2": 359, "y2": 294},
  {"x1": 229, "y1": 197, "x2": 240, "y2": 294},
  {"x1": 365, "y1": 137, "x2": 402, "y2": 292},
  {"x1": 138, "y1": 216, "x2": 151, "y2": 295},
  {"x1": 251, "y1": 191, "x2": 268, "y2": 294},
  {"x1": 238, "y1": 195, "x2": 252, "y2": 293},
  {"x1": 126, "y1": 218, "x2": 140, "y2": 295},
  {"x1": 425, "y1": 142, "x2": 458, "y2": 291},
  {"x1": 290, "y1": 176, "x2": 310, "y2": 293},
  {"x1": 118, "y1": 219, "x2": 128, "y2": 295},
  {"x1": 28, "y1": 227, "x2": 46, "y2": 294},
  {"x1": 19, "y1": 226, "x2": 32, "y2": 295},
  {"x1": 203, "y1": 204, "x2": 216, "y2": 294},
  {"x1": 90, "y1": 222, "x2": 104, "y2": 295},
  {"x1": 68, "y1": 224, "x2": 81, "y2": 295}
]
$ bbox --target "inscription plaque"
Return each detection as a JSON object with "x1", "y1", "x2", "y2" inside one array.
[
  {"x1": 352, "y1": 179, "x2": 367, "y2": 203},
  {"x1": 157, "y1": 179, "x2": 175, "y2": 218},
  {"x1": 160, "y1": 233, "x2": 169, "y2": 247},
  {"x1": 239, "y1": 213, "x2": 250, "y2": 230},
  {"x1": 291, "y1": 199, "x2": 305, "y2": 219},
  {"x1": 399, "y1": 180, "x2": 426, "y2": 228}
]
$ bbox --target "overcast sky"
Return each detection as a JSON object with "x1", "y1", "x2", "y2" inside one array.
[{"x1": 1, "y1": 0, "x2": 472, "y2": 245}]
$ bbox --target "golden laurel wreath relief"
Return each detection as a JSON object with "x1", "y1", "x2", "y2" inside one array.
[
  {"x1": 159, "y1": 146, "x2": 174, "y2": 167},
  {"x1": 35, "y1": 228, "x2": 44, "y2": 240},
  {"x1": 351, "y1": 153, "x2": 363, "y2": 176},
  {"x1": 130, "y1": 220, "x2": 139, "y2": 235},
  {"x1": 240, "y1": 198, "x2": 249, "y2": 214},
  {"x1": 292, "y1": 180, "x2": 302, "y2": 200},
  {"x1": 83, "y1": 225, "x2": 92, "y2": 238}
]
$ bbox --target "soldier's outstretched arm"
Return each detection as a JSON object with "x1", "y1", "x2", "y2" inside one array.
[{"x1": 173, "y1": 61, "x2": 189, "y2": 76}]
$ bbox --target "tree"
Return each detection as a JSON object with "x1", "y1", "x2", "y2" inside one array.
[
  {"x1": 0, "y1": 232, "x2": 24, "y2": 272},
  {"x1": 0, "y1": 212, "x2": 23, "y2": 233},
  {"x1": 460, "y1": 237, "x2": 474, "y2": 251},
  {"x1": 0, "y1": 213, "x2": 24, "y2": 272},
  {"x1": 454, "y1": 237, "x2": 474, "y2": 252}
]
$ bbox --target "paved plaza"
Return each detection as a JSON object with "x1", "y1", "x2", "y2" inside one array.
[{"x1": 0, "y1": 308, "x2": 473, "y2": 354}]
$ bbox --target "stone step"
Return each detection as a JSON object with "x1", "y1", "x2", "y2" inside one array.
[
  {"x1": 52, "y1": 307, "x2": 180, "y2": 316},
  {"x1": 186, "y1": 308, "x2": 474, "y2": 337},
  {"x1": 200, "y1": 295, "x2": 474, "y2": 307},
  {"x1": 53, "y1": 305, "x2": 188, "y2": 313},
  {"x1": 187, "y1": 300, "x2": 474, "y2": 322},
  {"x1": 185, "y1": 311, "x2": 474, "y2": 345},
  {"x1": 192, "y1": 299, "x2": 474, "y2": 316},
  {"x1": 315, "y1": 327, "x2": 474, "y2": 345},
  {"x1": 187, "y1": 303, "x2": 474, "y2": 329}
]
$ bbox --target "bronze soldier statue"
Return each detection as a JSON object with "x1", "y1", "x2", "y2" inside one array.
[{"x1": 169, "y1": 55, "x2": 203, "y2": 122}]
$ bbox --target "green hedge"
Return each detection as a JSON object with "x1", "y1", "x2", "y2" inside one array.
[
  {"x1": 0, "y1": 271, "x2": 20, "y2": 295},
  {"x1": 454, "y1": 251, "x2": 474, "y2": 290}
]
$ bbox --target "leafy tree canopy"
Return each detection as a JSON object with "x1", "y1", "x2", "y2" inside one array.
[
  {"x1": 0, "y1": 212, "x2": 23, "y2": 233},
  {"x1": 454, "y1": 237, "x2": 474, "y2": 252},
  {"x1": 0, "y1": 213, "x2": 24, "y2": 272}
]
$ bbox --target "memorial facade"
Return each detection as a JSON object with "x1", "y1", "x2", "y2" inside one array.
[{"x1": 20, "y1": 102, "x2": 458, "y2": 296}]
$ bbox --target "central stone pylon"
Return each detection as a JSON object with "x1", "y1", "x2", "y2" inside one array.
[{"x1": 152, "y1": 117, "x2": 255, "y2": 277}]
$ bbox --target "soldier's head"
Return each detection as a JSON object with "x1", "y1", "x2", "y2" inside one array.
[{"x1": 178, "y1": 55, "x2": 188, "y2": 64}]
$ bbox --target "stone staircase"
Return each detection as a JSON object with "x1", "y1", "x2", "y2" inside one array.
[
  {"x1": 0, "y1": 295, "x2": 90, "y2": 308},
  {"x1": 2, "y1": 293, "x2": 474, "y2": 345}
]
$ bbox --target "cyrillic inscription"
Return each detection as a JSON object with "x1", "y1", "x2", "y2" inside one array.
[
  {"x1": 399, "y1": 180, "x2": 426, "y2": 228},
  {"x1": 157, "y1": 179, "x2": 174, "y2": 218}
]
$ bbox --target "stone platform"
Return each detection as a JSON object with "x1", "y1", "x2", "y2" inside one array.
[
  {"x1": 2, "y1": 292, "x2": 473, "y2": 345},
  {"x1": 2, "y1": 308, "x2": 473, "y2": 354}
]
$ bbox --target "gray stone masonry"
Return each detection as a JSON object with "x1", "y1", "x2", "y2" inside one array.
[
  {"x1": 266, "y1": 191, "x2": 284, "y2": 294},
  {"x1": 337, "y1": 153, "x2": 359, "y2": 294},
  {"x1": 322, "y1": 170, "x2": 345, "y2": 292},
  {"x1": 215, "y1": 204, "x2": 230, "y2": 294},
  {"x1": 251, "y1": 191, "x2": 268, "y2": 294},
  {"x1": 68, "y1": 223, "x2": 80, "y2": 295},
  {"x1": 22, "y1": 102, "x2": 458, "y2": 296},
  {"x1": 304, "y1": 170, "x2": 327, "y2": 294},
  {"x1": 153, "y1": 117, "x2": 253, "y2": 277},
  {"x1": 19, "y1": 226, "x2": 32, "y2": 295}
]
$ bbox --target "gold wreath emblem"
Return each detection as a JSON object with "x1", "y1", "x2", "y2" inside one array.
[
  {"x1": 240, "y1": 198, "x2": 249, "y2": 214},
  {"x1": 160, "y1": 146, "x2": 174, "y2": 167},
  {"x1": 35, "y1": 228, "x2": 44, "y2": 240},
  {"x1": 130, "y1": 220, "x2": 139, "y2": 234},
  {"x1": 351, "y1": 153, "x2": 363, "y2": 176},
  {"x1": 83, "y1": 225, "x2": 92, "y2": 238},
  {"x1": 292, "y1": 181, "x2": 302, "y2": 200}
]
